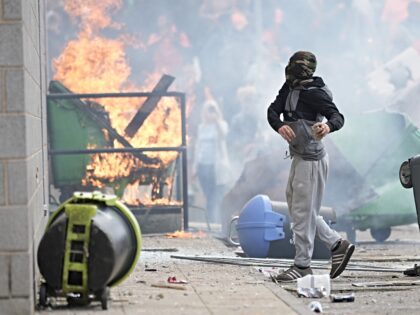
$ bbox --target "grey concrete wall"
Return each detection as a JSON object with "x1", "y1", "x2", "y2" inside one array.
[{"x1": 0, "y1": 0, "x2": 48, "y2": 314}]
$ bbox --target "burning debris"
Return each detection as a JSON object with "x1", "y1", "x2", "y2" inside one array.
[
  {"x1": 124, "y1": 75, "x2": 175, "y2": 138},
  {"x1": 48, "y1": 78, "x2": 183, "y2": 207},
  {"x1": 48, "y1": 0, "x2": 188, "y2": 209},
  {"x1": 165, "y1": 230, "x2": 206, "y2": 239}
]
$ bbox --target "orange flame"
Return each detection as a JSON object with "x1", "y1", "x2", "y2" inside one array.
[
  {"x1": 54, "y1": 0, "x2": 184, "y2": 205},
  {"x1": 64, "y1": 0, "x2": 123, "y2": 35},
  {"x1": 165, "y1": 230, "x2": 206, "y2": 239},
  {"x1": 54, "y1": 33, "x2": 130, "y2": 94}
]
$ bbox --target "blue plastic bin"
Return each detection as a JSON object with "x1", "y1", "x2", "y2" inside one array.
[{"x1": 236, "y1": 195, "x2": 286, "y2": 257}]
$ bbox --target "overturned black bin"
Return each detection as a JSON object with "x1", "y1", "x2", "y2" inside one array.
[{"x1": 37, "y1": 191, "x2": 142, "y2": 309}]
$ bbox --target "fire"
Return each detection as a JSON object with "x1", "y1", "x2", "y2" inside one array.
[
  {"x1": 64, "y1": 0, "x2": 122, "y2": 35},
  {"x1": 54, "y1": 33, "x2": 131, "y2": 94},
  {"x1": 53, "y1": 0, "x2": 184, "y2": 205},
  {"x1": 165, "y1": 230, "x2": 206, "y2": 239}
]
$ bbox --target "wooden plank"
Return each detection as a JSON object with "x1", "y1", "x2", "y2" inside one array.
[{"x1": 124, "y1": 74, "x2": 175, "y2": 138}]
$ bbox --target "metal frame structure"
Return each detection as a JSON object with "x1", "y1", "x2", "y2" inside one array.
[{"x1": 47, "y1": 91, "x2": 189, "y2": 230}]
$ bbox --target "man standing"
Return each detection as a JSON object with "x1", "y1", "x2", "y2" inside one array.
[{"x1": 267, "y1": 51, "x2": 354, "y2": 281}]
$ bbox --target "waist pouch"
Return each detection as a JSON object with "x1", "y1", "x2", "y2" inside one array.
[{"x1": 286, "y1": 119, "x2": 326, "y2": 161}]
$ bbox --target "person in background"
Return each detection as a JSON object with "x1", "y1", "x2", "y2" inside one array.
[
  {"x1": 193, "y1": 100, "x2": 231, "y2": 224},
  {"x1": 267, "y1": 51, "x2": 354, "y2": 281},
  {"x1": 227, "y1": 85, "x2": 260, "y2": 179}
]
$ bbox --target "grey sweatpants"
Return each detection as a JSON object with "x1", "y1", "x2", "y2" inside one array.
[{"x1": 286, "y1": 154, "x2": 341, "y2": 267}]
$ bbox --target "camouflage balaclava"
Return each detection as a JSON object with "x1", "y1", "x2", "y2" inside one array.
[{"x1": 285, "y1": 51, "x2": 317, "y2": 88}]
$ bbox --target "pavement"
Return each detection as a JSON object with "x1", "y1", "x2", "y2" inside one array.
[
  {"x1": 35, "y1": 226, "x2": 307, "y2": 315},
  {"x1": 36, "y1": 223, "x2": 420, "y2": 315}
]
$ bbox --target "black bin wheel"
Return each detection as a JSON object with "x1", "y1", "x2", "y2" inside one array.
[
  {"x1": 99, "y1": 287, "x2": 109, "y2": 310},
  {"x1": 370, "y1": 227, "x2": 391, "y2": 243},
  {"x1": 39, "y1": 283, "x2": 48, "y2": 307},
  {"x1": 400, "y1": 161, "x2": 413, "y2": 189},
  {"x1": 67, "y1": 296, "x2": 87, "y2": 307}
]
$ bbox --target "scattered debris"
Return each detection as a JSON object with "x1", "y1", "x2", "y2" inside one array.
[
  {"x1": 330, "y1": 293, "x2": 355, "y2": 302},
  {"x1": 165, "y1": 230, "x2": 206, "y2": 239},
  {"x1": 245, "y1": 281, "x2": 265, "y2": 285},
  {"x1": 256, "y1": 267, "x2": 278, "y2": 277},
  {"x1": 270, "y1": 274, "x2": 279, "y2": 284},
  {"x1": 298, "y1": 287, "x2": 328, "y2": 298},
  {"x1": 151, "y1": 283, "x2": 187, "y2": 291},
  {"x1": 112, "y1": 298, "x2": 130, "y2": 303},
  {"x1": 142, "y1": 248, "x2": 179, "y2": 252},
  {"x1": 170, "y1": 255, "x2": 405, "y2": 273},
  {"x1": 352, "y1": 280, "x2": 420, "y2": 287},
  {"x1": 308, "y1": 301, "x2": 323, "y2": 313},
  {"x1": 403, "y1": 264, "x2": 420, "y2": 276},
  {"x1": 297, "y1": 274, "x2": 330, "y2": 298},
  {"x1": 136, "y1": 280, "x2": 147, "y2": 284},
  {"x1": 167, "y1": 276, "x2": 188, "y2": 284},
  {"x1": 282, "y1": 283, "x2": 416, "y2": 293},
  {"x1": 350, "y1": 256, "x2": 420, "y2": 263}
]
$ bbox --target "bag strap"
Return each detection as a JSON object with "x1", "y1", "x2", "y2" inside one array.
[{"x1": 284, "y1": 85, "x2": 332, "y2": 122}]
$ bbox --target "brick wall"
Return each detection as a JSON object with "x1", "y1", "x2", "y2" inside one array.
[{"x1": 0, "y1": 0, "x2": 48, "y2": 314}]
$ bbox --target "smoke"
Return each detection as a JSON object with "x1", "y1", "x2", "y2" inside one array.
[{"x1": 46, "y1": 0, "x2": 420, "y2": 238}]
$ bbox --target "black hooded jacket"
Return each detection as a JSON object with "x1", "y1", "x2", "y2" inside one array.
[{"x1": 267, "y1": 76, "x2": 344, "y2": 133}]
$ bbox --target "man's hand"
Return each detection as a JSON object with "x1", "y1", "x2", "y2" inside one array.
[
  {"x1": 278, "y1": 125, "x2": 296, "y2": 142},
  {"x1": 312, "y1": 122, "x2": 330, "y2": 140}
]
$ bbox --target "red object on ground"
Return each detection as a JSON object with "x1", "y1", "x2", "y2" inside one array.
[{"x1": 167, "y1": 276, "x2": 188, "y2": 284}]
